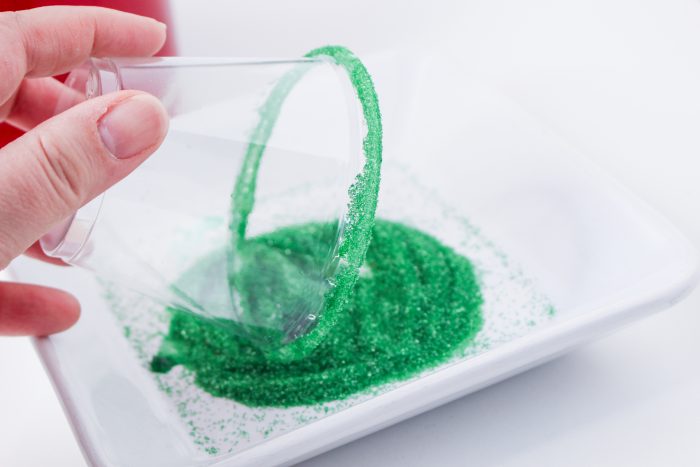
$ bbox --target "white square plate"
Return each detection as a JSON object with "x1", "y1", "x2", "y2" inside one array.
[{"x1": 9, "y1": 63, "x2": 698, "y2": 467}]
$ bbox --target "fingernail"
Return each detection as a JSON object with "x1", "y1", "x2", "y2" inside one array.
[{"x1": 98, "y1": 94, "x2": 167, "y2": 159}]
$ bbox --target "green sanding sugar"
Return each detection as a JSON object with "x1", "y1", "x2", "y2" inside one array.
[
  {"x1": 150, "y1": 45, "x2": 485, "y2": 407},
  {"x1": 152, "y1": 219, "x2": 483, "y2": 407}
]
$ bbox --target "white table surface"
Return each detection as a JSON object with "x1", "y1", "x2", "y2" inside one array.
[{"x1": 2, "y1": 1, "x2": 700, "y2": 465}]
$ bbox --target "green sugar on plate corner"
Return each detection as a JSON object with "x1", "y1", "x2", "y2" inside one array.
[{"x1": 101, "y1": 45, "x2": 556, "y2": 454}]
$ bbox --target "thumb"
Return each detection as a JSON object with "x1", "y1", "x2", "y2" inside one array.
[{"x1": 0, "y1": 91, "x2": 168, "y2": 268}]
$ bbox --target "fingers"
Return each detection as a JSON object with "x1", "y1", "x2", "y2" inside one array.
[
  {"x1": 3, "y1": 6, "x2": 167, "y2": 75},
  {"x1": 0, "y1": 6, "x2": 166, "y2": 104},
  {"x1": 0, "y1": 282, "x2": 80, "y2": 336},
  {"x1": 24, "y1": 241, "x2": 67, "y2": 266},
  {"x1": 0, "y1": 90, "x2": 168, "y2": 269},
  {"x1": 4, "y1": 77, "x2": 76, "y2": 131}
]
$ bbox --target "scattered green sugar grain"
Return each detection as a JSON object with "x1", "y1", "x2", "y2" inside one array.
[
  {"x1": 151, "y1": 45, "x2": 485, "y2": 407},
  {"x1": 152, "y1": 219, "x2": 483, "y2": 407}
]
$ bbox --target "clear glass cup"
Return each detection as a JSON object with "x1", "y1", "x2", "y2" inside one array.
[{"x1": 40, "y1": 56, "x2": 363, "y2": 350}]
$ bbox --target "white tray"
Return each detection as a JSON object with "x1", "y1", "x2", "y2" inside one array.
[{"x1": 9, "y1": 70, "x2": 698, "y2": 466}]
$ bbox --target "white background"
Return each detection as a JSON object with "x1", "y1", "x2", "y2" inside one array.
[{"x1": 2, "y1": 0, "x2": 700, "y2": 465}]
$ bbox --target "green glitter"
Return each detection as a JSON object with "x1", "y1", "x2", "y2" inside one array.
[
  {"x1": 151, "y1": 46, "x2": 485, "y2": 407},
  {"x1": 153, "y1": 220, "x2": 483, "y2": 407}
]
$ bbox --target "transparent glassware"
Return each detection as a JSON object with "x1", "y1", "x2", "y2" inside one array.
[{"x1": 40, "y1": 57, "x2": 363, "y2": 349}]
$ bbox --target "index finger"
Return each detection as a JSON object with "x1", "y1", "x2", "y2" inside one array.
[{"x1": 0, "y1": 6, "x2": 166, "y2": 101}]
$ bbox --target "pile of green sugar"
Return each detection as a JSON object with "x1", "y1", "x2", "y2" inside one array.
[
  {"x1": 152, "y1": 219, "x2": 483, "y2": 407},
  {"x1": 150, "y1": 45, "x2": 485, "y2": 407}
]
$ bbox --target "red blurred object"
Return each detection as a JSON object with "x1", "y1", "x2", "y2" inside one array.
[{"x1": 0, "y1": 0, "x2": 176, "y2": 148}]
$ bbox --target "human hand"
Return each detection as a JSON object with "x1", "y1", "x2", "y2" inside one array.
[{"x1": 0, "y1": 6, "x2": 169, "y2": 336}]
